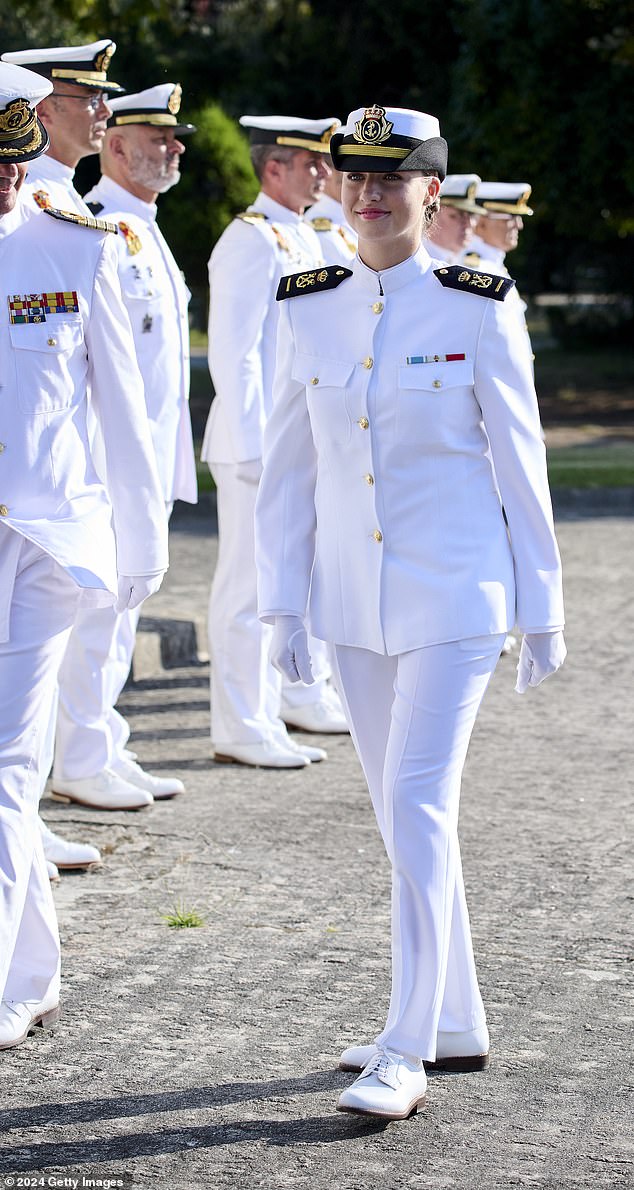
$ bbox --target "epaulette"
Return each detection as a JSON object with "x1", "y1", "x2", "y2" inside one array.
[
  {"x1": 434, "y1": 265, "x2": 515, "y2": 301},
  {"x1": 277, "y1": 265, "x2": 353, "y2": 301},
  {"x1": 310, "y1": 217, "x2": 333, "y2": 232},
  {"x1": 236, "y1": 211, "x2": 268, "y2": 225},
  {"x1": 43, "y1": 207, "x2": 118, "y2": 234},
  {"x1": 462, "y1": 252, "x2": 482, "y2": 268},
  {"x1": 85, "y1": 201, "x2": 104, "y2": 215}
]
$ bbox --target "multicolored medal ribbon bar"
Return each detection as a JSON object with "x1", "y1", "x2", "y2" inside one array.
[
  {"x1": 8, "y1": 291, "x2": 80, "y2": 324},
  {"x1": 406, "y1": 353, "x2": 466, "y2": 365}
]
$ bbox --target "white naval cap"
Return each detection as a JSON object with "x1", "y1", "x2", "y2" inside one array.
[
  {"x1": 239, "y1": 114, "x2": 340, "y2": 152},
  {"x1": 0, "y1": 62, "x2": 52, "y2": 163},
  {"x1": 108, "y1": 84, "x2": 196, "y2": 135},
  {"x1": 1, "y1": 40, "x2": 124, "y2": 93},
  {"x1": 330, "y1": 105, "x2": 448, "y2": 179},
  {"x1": 475, "y1": 181, "x2": 533, "y2": 216},
  {"x1": 439, "y1": 173, "x2": 481, "y2": 213}
]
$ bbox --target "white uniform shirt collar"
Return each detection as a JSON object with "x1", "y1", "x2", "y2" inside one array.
[
  {"x1": 354, "y1": 243, "x2": 434, "y2": 294},
  {"x1": 28, "y1": 152, "x2": 77, "y2": 189},
  {"x1": 468, "y1": 233, "x2": 506, "y2": 270},
  {"x1": 89, "y1": 174, "x2": 158, "y2": 222},
  {"x1": 252, "y1": 190, "x2": 306, "y2": 226}
]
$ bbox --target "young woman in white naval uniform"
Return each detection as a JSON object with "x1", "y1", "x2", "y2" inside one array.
[{"x1": 255, "y1": 105, "x2": 566, "y2": 1120}]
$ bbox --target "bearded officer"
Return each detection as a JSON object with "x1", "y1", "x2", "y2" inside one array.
[
  {"x1": 201, "y1": 115, "x2": 348, "y2": 769},
  {"x1": 427, "y1": 173, "x2": 481, "y2": 264},
  {"x1": 0, "y1": 63, "x2": 168, "y2": 1051},
  {"x1": 45, "y1": 84, "x2": 198, "y2": 808}
]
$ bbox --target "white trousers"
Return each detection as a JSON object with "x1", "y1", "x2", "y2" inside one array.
[
  {"x1": 208, "y1": 463, "x2": 332, "y2": 747},
  {"x1": 53, "y1": 603, "x2": 139, "y2": 780},
  {"x1": 53, "y1": 502, "x2": 172, "y2": 781},
  {"x1": 332, "y1": 634, "x2": 504, "y2": 1062},
  {"x1": 0, "y1": 527, "x2": 79, "y2": 1003}
]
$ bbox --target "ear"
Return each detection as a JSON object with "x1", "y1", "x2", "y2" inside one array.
[
  {"x1": 106, "y1": 131, "x2": 129, "y2": 162},
  {"x1": 36, "y1": 96, "x2": 56, "y2": 128},
  {"x1": 263, "y1": 157, "x2": 285, "y2": 186},
  {"x1": 425, "y1": 176, "x2": 441, "y2": 201}
]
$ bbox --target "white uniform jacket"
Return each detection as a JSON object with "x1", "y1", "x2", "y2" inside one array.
[
  {"x1": 256, "y1": 246, "x2": 564, "y2": 656},
  {"x1": 201, "y1": 191, "x2": 323, "y2": 466},
  {"x1": 306, "y1": 194, "x2": 357, "y2": 266},
  {"x1": 83, "y1": 176, "x2": 197, "y2": 504},
  {"x1": 0, "y1": 210, "x2": 168, "y2": 601},
  {"x1": 21, "y1": 153, "x2": 91, "y2": 218}
]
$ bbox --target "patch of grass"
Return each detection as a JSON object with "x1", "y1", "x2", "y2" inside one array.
[
  {"x1": 162, "y1": 902, "x2": 206, "y2": 929},
  {"x1": 547, "y1": 442, "x2": 634, "y2": 488}
]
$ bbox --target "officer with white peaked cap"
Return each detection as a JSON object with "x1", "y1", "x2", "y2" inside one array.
[
  {"x1": 49, "y1": 84, "x2": 198, "y2": 806},
  {"x1": 1, "y1": 41, "x2": 122, "y2": 218},
  {"x1": 0, "y1": 61, "x2": 168, "y2": 1051},
  {"x1": 1, "y1": 41, "x2": 150, "y2": 860},
  {"x1": 463, "y1": 180, "x2": 533, "y2": 274},
  {"x1": 255, "y1": 104, "x2": 565, "y2": 1119},
  {"x1": 201, "y1": 113, "x2": 349, "y2": 769},
  {"x1": 427, "y1": 172, "x2": 481, "y2": 264}
]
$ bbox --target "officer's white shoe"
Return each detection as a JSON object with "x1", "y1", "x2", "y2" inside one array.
[
  {"x1": 51, "y1": 769, "x2": 153, "y2": 810},
  {"x1": 337, "y1": 1048, "x2": 427, "y2": 1119},
  {"x1": 274, "y1": 735, "x2": 327, "y2": 763},
  {"x1": 0, "y1": 997, "x2": 60, "y2": 1050},
  {"x1": 112, "y1": 756, "x2": 185, "y2": 800},
  {"x1": 39, "y1": 817, "x2": 101, "y2": 870},
  {"x1": 501, "y1": 633, "x2": 517, "y2": 655},
  {"x1": 280, "y1": 697, "x2": 349, "y2": 734},
  {"x1": 47, "y1": 859, "x2": 60, "y2": 883},
  {"x1": 339, "y1": 1025, "x2": 490, "y2": 1074},
  {"x1": 213, "y1": 740, "x2": 310, "y2": 768}
]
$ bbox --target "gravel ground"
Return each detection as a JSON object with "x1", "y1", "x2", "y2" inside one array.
[{"x1": 0, "y1": 497, "x2": 632, "y2": 1190}]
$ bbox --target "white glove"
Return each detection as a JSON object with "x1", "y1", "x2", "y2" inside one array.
[
  {"x1": 270, "y1": 615, "x2": 315, "y2": 684},
  {"x1": 114, "y1": 572, "x2": 165, "y2": 614},
  {"x1": 515, "y1": 631, "x2": 567, "y2": 694}
]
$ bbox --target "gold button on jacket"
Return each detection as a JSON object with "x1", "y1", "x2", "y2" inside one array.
[
  {"x1": 358, "y1": 417, "x2": 369, "y2": 429},
  {"x1": 373, "y1": 529, "x2": 383, "y2": 543},
  {"x1": 363, "y1": 356, "x2": 373, "y2": 369},
  {"x1": 0, "y1": 505, "x2": 9, "y2": 517}
]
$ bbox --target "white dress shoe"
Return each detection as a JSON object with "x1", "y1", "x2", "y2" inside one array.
[
  {"x1": 339, "y1": 1025, "x2": 490, "y2": 1074},
  {"x1": 51, "y1": 769, "x2": 153, "y2": 810},
  {"x1": 280, "y1": 699, "x2": 349, "y2": 734},
  {"x1": 337, "y1": 1048, "x2": 427, "y2": 1119},
  {"x1": 47, "y1": 859, "x2": 60, "y2": 883},
  {"x1": 112, "y1": 756, "x2": 185, "y2": 800},
  {"x1": 501, "y1": 633, "x2": 517, "y2": 655},
  {"x1": 213, "y1": 740, "x2": 310, "y2": 768},
  {"x1": 39, "y1": 817, "x2": 101, "y2": 870},
  {"x1": 274, "y1": 735, "x2": 327, "y2": 763},
  {"x1": 0, "y1": 998, "x2": 61, "y2": 1050}
]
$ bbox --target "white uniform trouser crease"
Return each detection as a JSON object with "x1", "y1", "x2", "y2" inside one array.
[
  {"x1": 331, "y1": 634, "x2": 504, "y2": 1061},
  {"x1": 209, "y1": 463, "x2": 331, "y2": 747},
  {"x1": 0, "y1": 527, "x2": 80, "y2": 1003}
]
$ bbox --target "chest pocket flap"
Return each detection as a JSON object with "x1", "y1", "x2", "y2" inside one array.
[
  {"x1": 9, "y1": 315, "x2": 83, "y2": 354},
  {"x1": 398, "y1": 358, "x2": 474, "y2": 391},
  {"x1": 292, "y1": 354, "x2": 355, "y2": 389}
]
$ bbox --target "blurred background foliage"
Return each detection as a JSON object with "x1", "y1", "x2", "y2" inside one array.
[{"x1": 2, "y1": 0, "x2": 633, "y2": 337}]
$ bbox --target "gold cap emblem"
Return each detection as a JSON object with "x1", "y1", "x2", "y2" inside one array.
[
  {"x1": 168, "y1": 84, "x2": 182, "y2": 115},
  {"x1": 0, "y1": 98, "x2": 33, "y2": 140},
  {"x1": 354, "y1": 104, "x2": 393, "y2": 146},
  {"x1": 94, "y1": 43, "x2": 114, "y2": 74}
]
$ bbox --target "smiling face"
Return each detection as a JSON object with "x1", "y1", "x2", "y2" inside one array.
[
  {"x1": 0, "y1": 160, "x2": 28, "y2": 218},
  {"x1": 342, "y1": 170, "x2": 440, "y2": 270}
]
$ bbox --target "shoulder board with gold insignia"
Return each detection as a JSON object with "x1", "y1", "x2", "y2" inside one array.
[
  {"x1": 236, "y1": 211, "x2": 268, "y2": 225},
  {"x1": 434, "y1": 265, "x2": 515, "y2": 301},
  {"x1": 43, "y1": 207, "x2": 119, "y2": 234},
  {"x1": 276, "y1": 265, "x2": 353, "y2": 301},
  {"x1": 85, "y1": 201, "x2": 104, "y2": 215},
  {"x1": 310, "y1": 217, "x2": 334, "y2": 232},
  {"x1": 462, "y1": 252, "x2": 482, "y2": 268}
]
